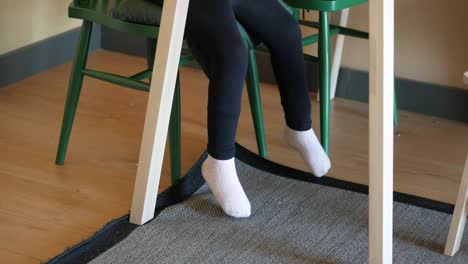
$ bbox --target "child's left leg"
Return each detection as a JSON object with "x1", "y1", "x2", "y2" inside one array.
[{"x1": 234, "y1": 0, "x2": 331, "y2": 176}]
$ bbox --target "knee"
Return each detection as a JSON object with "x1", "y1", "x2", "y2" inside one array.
[
  {"x1": 214, "y1": 37, "x2": 248, "y2": 70},
  {"x1": 282, "y1": 18, "x2": 302, "y2": 44},
  {"x1": 269, "y1": 17, "x2": 302, "y2": 49}
]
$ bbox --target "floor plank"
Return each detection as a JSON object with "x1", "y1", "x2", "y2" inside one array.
[
  {"x1": 0, "y1": 209, "x2": 88, "y2": 261},
  {"x1": 0, "y1": 249, "x2": 40, "y2": 264}
]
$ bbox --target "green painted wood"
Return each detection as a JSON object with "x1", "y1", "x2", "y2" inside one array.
[
  {"x1": 169, "y1": 73, "x2": 182, "y2": 184},
  {"x1": 299, "y1": 20, "x2": 368, "y2": 39},
  {"x1": 130, "y1": 69, "x2": 152, "y2": 81},
  {"x1": 277, "y1": 0, "x2": 297, "y2": 15},
  {"x1": 82, "y1": 69, "x2": 150, "y2": 91},
  {"x1": 61, "y1": 0, "x2": 296, "y2": 171},
  {"x1": 56, "y1": 20, "x2": 93, "y2": 165},
  {"x1": 238, "y1": 24, "x2": 256, "y2": 50},
  {"x1": 285, "y1": 0, "x2": 368, "y2": 11},
  {"x1": 319, "y1": 11, "x2": 331, "y2": 154},
  {"x1": 302, "y1": 28, "x2": 339, "y2": 47},
  {"x1": 293, "y1": 8, "x2": 300, "y2": 20},
  {"x1": 294, "y1": 0, "x2": 400, "y2": 147},
  {"x1": 304, "y1": 53, "x2": 320, "y2": 64},
  {"x1": 146, "y1": 38, "x2": 157, "y2": 71},
  {"x1": 179, "y1": 52, "x2": 194, "y2": 66},
  {"x1": 246, "y1": 48, "x2": 268, "y2": 158},
  {"x1": 302, "y1": 34, "x2": 320, "y2": 47}
]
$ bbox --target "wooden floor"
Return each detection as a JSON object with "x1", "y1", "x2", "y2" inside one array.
[{"x1": 1, "y1": 50, "x2": 467, "y2": 263}]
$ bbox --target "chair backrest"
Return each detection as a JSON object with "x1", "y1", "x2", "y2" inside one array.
[{"x1": 72, "y1": 0, "x2": 127, "y2": 11}]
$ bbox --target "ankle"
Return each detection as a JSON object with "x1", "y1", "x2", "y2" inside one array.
[{"x1": 201, "y1": 155, "x2": 251, "y2": 218}]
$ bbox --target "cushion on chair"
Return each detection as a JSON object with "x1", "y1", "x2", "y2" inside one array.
[
  {"x1": 111, "y1": 0, "x2": 163, "y2": 26},
  {"x1": 112, "y1": 0, "x2": 293, "y2": 29}
]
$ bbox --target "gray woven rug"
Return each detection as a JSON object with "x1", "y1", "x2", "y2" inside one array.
[{"x1": 87, "y1": 151, "x2": 468, "y2": 263}]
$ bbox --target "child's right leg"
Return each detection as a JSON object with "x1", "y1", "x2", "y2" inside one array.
[{"x1": 184, "y1": 0, "x2": 251, "y2": 218}]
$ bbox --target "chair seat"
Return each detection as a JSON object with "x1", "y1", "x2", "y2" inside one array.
[
  {"x1": 109, "y1": 0, "x2": 262, "y2": 48},
  {"x1": 284, "y1": 0, "x2": 368, "y2": 11},
  {"x1": 111, "y1": 0, "x2": 163, "y2": 26},
  {"x1": 69, "y1": 0, "x2": 161, "y2": 38}
]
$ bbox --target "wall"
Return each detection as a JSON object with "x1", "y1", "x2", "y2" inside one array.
[
  {"x1": 302, "y1": 1, "x2": 468, "y2": 90},
  {"x1": 1, "y1": 1, "x2": 466, "y2": 90},
  {"x1": 0, "y1": 0, "x2": 81, "y2": 55}
]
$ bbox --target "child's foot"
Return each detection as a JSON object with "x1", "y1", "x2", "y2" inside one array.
[
  {"x1": 201, "y1": 155, "x2": 251, "y2": 218},
  {"x1": 283, "y1": 125, "x2": 331, "y2": 177}
]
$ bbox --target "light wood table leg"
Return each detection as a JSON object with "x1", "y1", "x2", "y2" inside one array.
[
  {"x1": 444, "y1": 154, "x2": 468, "y2": 256},
  {"x1": 130, "y1": 0, "x2": 190, "y2": 225},
  {"x1": 369, "y1": 0, "x2": 395, "y2": 263}
]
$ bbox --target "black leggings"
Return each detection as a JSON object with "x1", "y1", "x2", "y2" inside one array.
[{"x1": 161, "y1": 0, "x2": 312, "y2": 159}]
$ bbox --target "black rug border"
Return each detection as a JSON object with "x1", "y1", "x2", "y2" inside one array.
[
  {"x1": 46, "y1": 151, "x2": 208, "y2": 264},
  {"x1": 234, "y1": 144, "x2": 455, "y2": 215},
  {"x1": 46, "y1": 143, "x2": 456, "y2": 263}
]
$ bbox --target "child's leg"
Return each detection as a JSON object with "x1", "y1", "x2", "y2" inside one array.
[
  {"x1": 184, "y1": 0, "x2": 250, "y2": 217},
  {"x1": 234, "y1": 0, "x2": 331, "y2": 176},
  {"x1": 186, "y1": 0, "x2": 247, "y2": 160}
]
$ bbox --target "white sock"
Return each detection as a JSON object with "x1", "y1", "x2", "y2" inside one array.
[
  {"x1": 201, "y1": 155, "x2": 251, "y2": 218},
  {"x1": 283, "y1": 125, "x2": 331, "y2": 177}
]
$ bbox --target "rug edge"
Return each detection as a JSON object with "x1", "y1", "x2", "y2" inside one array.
[
  {"x1": 46, "y1": 151, "x2": 208, "y2": 264},
  {"x1": 46, "y1": 143, "x2": 457, "y2": 263},
  {"x1": 233, "y1": 143, "x2": 455, "y2": 215}
]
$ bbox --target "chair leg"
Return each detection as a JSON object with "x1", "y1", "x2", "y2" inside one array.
[
  {"x1": 169, "y1": 73, "x2": 182, "y2": 184},
  {"x1": 146, "y1": 38, "x2": 157, "y2": 72},
  {"x1": 293, "y1": 8, "x2": 300, "y2": 20},
  {"x1": 246, "y1": 48, "x2": 268, "y2": 158},
  {"x1": 146, "y1": 37, "x2": 182, "y2": 184},
  {"x1": 56, "y1": 21, "x2": 93, "y2": 165},
  {"x1": 319, "y1": 11, "x2": 331, "y2": 155},
  {"x1": 394, "y1": 83, "x2": 399, "y2": 128}
]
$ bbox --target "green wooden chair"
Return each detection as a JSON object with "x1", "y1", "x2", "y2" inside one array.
[
  {"x1": 55, "y1": 0, "x2": 268, "y2": 184},
  {"x1": 280, "y1": 0, "x2": 399, "y2": 154},
  {"x1": 248, "y1": 0, "x2": 400, "y2": 155}
]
